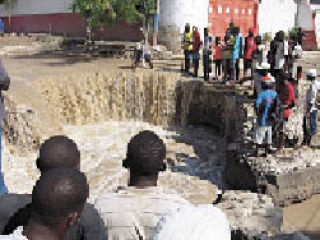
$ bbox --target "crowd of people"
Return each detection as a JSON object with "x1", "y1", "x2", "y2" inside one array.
[{"x1": 183, "y1": 23, "x2": 319, "y2": 157}]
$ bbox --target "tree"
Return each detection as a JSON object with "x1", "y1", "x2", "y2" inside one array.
[{"x1": 72, "y1": 0, "x2": 115, "y2": 31}]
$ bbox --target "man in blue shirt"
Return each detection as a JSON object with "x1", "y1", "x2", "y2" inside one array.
[
  {"x1": 254, "y1": 76, "x2": 277, "y2": 157},
  {"x1": 232, "y1": 27, "x2": 242, "y2": 81}
]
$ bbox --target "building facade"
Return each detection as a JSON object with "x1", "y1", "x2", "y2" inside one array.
[{"x1": 208, "y1": 0, "x2": 259, "y2": 37}]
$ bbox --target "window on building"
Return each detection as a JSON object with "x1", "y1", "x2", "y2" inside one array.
[
  {"x1": 209, "y1": 7, "x2": 213, "y2": 14},
  {"x1": 248, "y1": 9, "x2": 252, "y2": 15},
  {"x1": 234, "y1": 8, "x2": 239, "y2": 14},
  {"x1": 218, "y1": 5, "x2": 222, "y2": 14},
  {"x1": 226, "y1": 7, "x2": 230, "y2": 14},
  {"x1": 242, "y1": 9, "x2": 246, "y2": 15}
]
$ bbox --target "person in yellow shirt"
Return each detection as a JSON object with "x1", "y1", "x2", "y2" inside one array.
[{"x1": 183, "y1": 23, "x2": 193, "y2": 75}]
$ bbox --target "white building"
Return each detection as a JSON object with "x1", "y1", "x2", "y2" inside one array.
[
  {"x1": 160, "y1": 0, "x2": 209, "y2": 39},
  {"x1": 258, "y1": 0, "x2": 298, "y2": 37}
]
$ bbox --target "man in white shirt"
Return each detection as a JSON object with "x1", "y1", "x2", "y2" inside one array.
[
  {"x1": 95, "y1": 130, "x2": 189, "y2": 240},
  {"x1": 152, "y1": 205, "x2": 231, "y2": 240},
  {"x1": 303, "y1": 69, "x2": 320, "y2": 146},
  {"x1": 0, "y1": 168, "x2": 89, "y2": 240}
]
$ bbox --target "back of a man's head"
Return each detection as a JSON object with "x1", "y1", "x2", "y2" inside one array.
[
  {"x1": 123, "y1": 131, "x2": 166, "y2": 176},
  {"x1": 37, "y1": 135, "x2": 80, "y2": 172},
  {"x1": 32, "y1": 168, "x2": 89, "y2": 227}
]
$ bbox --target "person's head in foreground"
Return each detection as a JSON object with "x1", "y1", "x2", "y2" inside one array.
[
  {"x1": 22, "y1": 168, "x2": 89, "y2": 240},
  {"x1": 306, "y1": 69, "x2": 317, "y2": 82},
  {"x1": 152, "y1": 205, "x2": 231, "y2": 240},
  {"x1": 36, "y1": 135, "x2": 81, "y2": 173},
  {"x1": 123, "y1": 130, "x2": 166, "y2": 187}
]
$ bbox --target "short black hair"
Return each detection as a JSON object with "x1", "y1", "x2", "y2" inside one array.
[
  {"x1": 32, "y1": 168, "x2": 89, "y2": 227},
  {"x1": 278, "y1": 71, "x2": 289, "y2": 81},
  {"x1": 37, "y1": 136, "x2": 80, "y2": 172},
  {"x1": 124, "y1": 131, "x2": 166, "y2": 175},
  {"x1": 262, "y1": 82, "x2": 274, "y2": 90}
]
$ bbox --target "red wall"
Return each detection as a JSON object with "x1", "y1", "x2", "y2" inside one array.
[
  {"x1": 1, "y1": 13, "x2": 143, "y2": 41},
  {"x1": 2, "y1": 13, "x2": 87, "y2": 37},
  {"x1": 94, "y1": 23, "x2": 143, "y2": 42},
  {"x1": 208, "y1": 0, "x2": 259, "y2": 37}
]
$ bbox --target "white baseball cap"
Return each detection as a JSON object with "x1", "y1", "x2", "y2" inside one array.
[
  {"x1": 306, "y1": 69, "x2": 317, "y2": 78},
  {"x1": 256, "y1": 62, "x2": 270, "y2": 70}
]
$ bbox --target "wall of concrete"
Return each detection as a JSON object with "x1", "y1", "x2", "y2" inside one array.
[{"x1": 258, "y1": 0, "x2": 297, "y2": 37}]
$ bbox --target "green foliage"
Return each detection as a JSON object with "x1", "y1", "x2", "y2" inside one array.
[
  {"x1": 72, "y1": 0, "x2": 114, "y2": 29},
  {"x1": 263, "y1": 32, "x2": 272, "y2": 42},
  {"x1": 72, "y1": 0, "x2": 156, "y2": 30}
]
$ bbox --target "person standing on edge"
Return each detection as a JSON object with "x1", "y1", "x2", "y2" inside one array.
[
  {"x1": 244, "y1": 28, "x2": 256, "y2": 79},
  {"x1": 274, "y1": 31, "x2": 288, "y2": 92},
  {"x1": 183, "y1": 23, "x2": 193, "y2": 75},
  {"x1": 297, "y1": 27, "x2": 305, "y2": 46},
  {"x1": 303, "y1": 69, "x2": 320, "y2": 147},
  {"x1": 277, "y1": 71, "x2": 296, "y2": 154},
  {"x1": 254, "y1": 77, "x2": 278, "y2": 157},
  {"x1": 223, "y1": 32, "x2": 234, "y2": 82},
  {"x1": 203, "y1": 28, "x2": 211, "y2": 81},
  {"x1": 214, "y1": 37, "x2": 222, "y2": 81},
  {"x1": 232, "y1": 27, "x2": 242, "y2": 82},
  {"x1": 268, "y1": 32, "x2": 279, "y2": 77},
  {"x1": 0, "y1": 58, "x2": 9, "y2": 195},
  {"x1": 192, "y1": 27, "x2": 202, "y2": 77}
]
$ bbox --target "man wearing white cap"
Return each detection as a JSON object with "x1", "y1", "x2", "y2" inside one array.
[
  {"x1": 252, "y1": 62, "x2": 274, "y2": 97},
  {"x1": 303, "y1": 69, "x2": 320, "y2": 146}
]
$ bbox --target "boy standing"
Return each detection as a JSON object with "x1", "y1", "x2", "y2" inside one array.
[{"x1": 254, "y1": 77, "x2": 278, "y2": 157}]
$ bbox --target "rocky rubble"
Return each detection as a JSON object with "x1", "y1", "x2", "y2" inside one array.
[{"x1": 218, "y1": 191, "x2": 283, "y2": 236}]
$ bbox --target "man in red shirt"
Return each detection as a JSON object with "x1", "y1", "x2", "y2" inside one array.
[
  {"x1": 244, "y1": 28, "x2": 257, "y2": 79},
  {"x1": 277, "y1": 71, "x2": 296, "y2": 154},
  {"x1": 192, "y1": 27, "x2": 202, "y2": 77}
]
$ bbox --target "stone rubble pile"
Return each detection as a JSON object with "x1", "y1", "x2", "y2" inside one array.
[
  {"x1": 218, "y1": 191, "x2": 283, "y2": 236},
  {"x1": 4, "y1": 95, "x2": 43, "y2": 154},
  {"x1": 0, "y1": 36, "x2": 64, "y2": 55}
]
